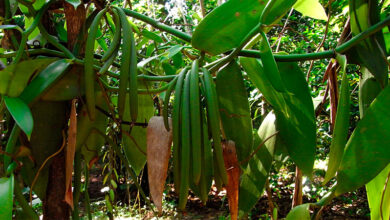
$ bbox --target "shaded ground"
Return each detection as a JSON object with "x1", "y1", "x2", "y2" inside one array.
[{"x1": 83, "y1": 167, "x2": 370, "y2": 219}]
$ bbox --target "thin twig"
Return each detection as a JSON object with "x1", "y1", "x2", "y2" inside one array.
[
  {"x1": 96, "y1": 106, "x2": 148, "y2": 127},
  {"x1": 306, "y1": 0, "x2": 333, "y2": 81},
  {"x1": 265, "y1": 179, "x2": 276, "y2": 220},
  {"x1": 240, "y1": 131, "x2": 279, "y2": 165},
  {"x1": 30, "y1": 130, "x2": 66, "y2": 206},
  {"x1": 275, "y1": 8, "x2": 294, "y2": 52}
]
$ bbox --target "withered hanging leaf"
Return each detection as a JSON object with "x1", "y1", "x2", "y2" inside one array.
[
  {"x1": 223, "y1": 140, "x2": 240, "y2": 220},
  {"x1": 65, "y1": 99, "x2": 77, "y2": 209},
  {"x1": 147, "y1": 116, "x2": 173, "y2": 214}
]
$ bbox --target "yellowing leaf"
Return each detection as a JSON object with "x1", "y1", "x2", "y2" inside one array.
[{"x1": 293, "y1": 0, "x2": 327, "y2": 20}]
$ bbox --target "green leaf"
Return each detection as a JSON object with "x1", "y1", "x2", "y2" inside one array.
[
  {"x1": 359, "y1": 67, "x2": 382, "y2": 117},
  {"x1": 24, "y1": 17, "x2": 40, "y2": 40},
  {"x1": 286, "y1": 203, "x2": 311, "y2": 220},
  {"x1": 216, "y1": 62, "x2": 253, "y2": 163},
  {"x1": 258, "y1": 31, "x2": 286, "y2": 92},
  {"x1": 238, "y1": 112, "x2": 278, "y2": 216},
  {"x1": 192, "y1": 0, "x2": 267, "y2": 55},
  {"x1": 18, "y1": 0, "x2": 45, "y2": 15},
  {"x1": 77, "y1": 92, "x2": 108, "y2": 163},
  {"x1": 19, "y1": 59, "x2": 72, "y2": 104},
  {"x1": 261, "y1": 0, "x2": 297, "y2": 25},
  {"x1": 366, "y1": 163, "x2": 390, "y2": 220},
  {"x1": 335, "y1": 85, "x2": 390, "y2": 196},
  {"x1": 96, "y1": 28, "x2": 108, "y2": 52},
  {"x1": 0, "y1": 58, "x2": 57, "y2": 97},
  {"x1": 65, "y1": 0, "x2": 81, "y2": 9},
  {"x1": 349, "y1": 0, "x2": 388, "y2": 88},
  {"x1": 41, "y1": 67, "x2": 85, "y2": 101},
  {"x1": 167, "y1": 45, "x2": 183, "y2": 58},
  {"x1": 142, "y1": 29, "x2": 163, "y2": 43},
  {"x1": 323, "y1": 68, "x2": 350, "y2": 184},
  {"x1": 0, "y1": 175, "x2": 14, "y2": 220},
  {"x1": 240, "y1": 57, "x2": 316, "y2": 176},
  {"x1": 384, "y1": 0, "x2": 390, "y2": 8},
  {"x1": 239, "y1": 57, "x2": 285, "y2": 109},
  {"x1": 293, "y1": 0, "x2": 327, "y2": 20},
  {"x1": 122, "y1": 83, "x2": 154, "y2": 175},
  {"x1": 4, "y1": 96, "x2": 34, "y2": 139}
]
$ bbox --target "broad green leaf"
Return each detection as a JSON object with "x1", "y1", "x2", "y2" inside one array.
[
  {"x1": 0, "y1": 58, "x2": 57, "y2": 97},
  {"x1": 167, "y1": 45, "x2": 183, "y2": 58},
  {"x1": 239, "y1": 57, "x2": 286, "y2": 109},
  {"x1": 261, "y1": 0, "x2": 297, "y2": 25},
  {"x1": 216, "y1": 62, "x2": 253, "y2": 163},
  {"x1": 24, "y1": 17, "x2": 40, "y2": 40},
  {"x1": 96, "y1": 29, "x2": 108, "y2": 52},
  {"x1": 4, "y1": 96, "x2": 33, "y2": 139},
  {"x1": 41, "y1": 66, "x2": 85, "y2": 101},
  {"x1": 122, "y1": 83, "x2": 154, "y2": 175},
  {"x1": 0, "y1": 175, "x2": 14, "y2": 220},
  {"x1": 240, "y1": 58, "x2": 316, "y2": 176},
  {"x1": 142, "y1": 29, "x2": 163, "y2": 43},
  {"x1": 258, "y1": 31, "x2": 286, "y2": 92},
  {"x1": 162, "y1": 62, "x2": 176, "y2": 75},
  {"x1": 77, "y1": 92, "x2": 108, "y2": 164},
  {"x1": 18, "y1": 0, "x2": 45, "y2": 15},
  {"x1": 359, "y1": 67, "x2": 382, "y2": 117},
  {"x1": 349, "y1": 0, "x2": 388, "y2": 88},
  {"x1": 9, "y1": 0, "x2": 18, "y2": 16},
  {"x1": 286, "y1": 203, "x2": 311, "y2": 220},
  {"x1": 19, "y1": 59, "x2": 72, "y2": 104},
  {"x1": 293, "y1": 0, "x2": 327, "y2": 20},
  {"x1": 277, "y1": 62, "x2": 316, "y2": 176},
  {"x1": 65, "y1": 0, "x2": 81, "y2": 9},
  {"x1": 323, "y1": 69, "x2": 350, "y2": 184},
  {"x1": 238, "y1": 112, "x2": 278, "y2": 216},
  {"x1": 366, "y1": 163, "x2": 390, "y2": 220},
  {"x1": 192, "y1": 0, "x2": 267, "y2": 55},
  {"x1": 335, "y1": 85, "x2": 390, "y2": 196},
  {"x1": 55, "y1": 21, "x2": 67, "y2": 43}
]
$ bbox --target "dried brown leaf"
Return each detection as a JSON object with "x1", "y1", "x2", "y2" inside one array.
[
  {"x1": 147, "y1": 116, "x2": 173, "y2": 214},
  {"x1": 223, "y1": 140, "x2": 240, "y2": 220},
  {"x1": 65, "y1": 99, "x2": 77, "y2": 209}
]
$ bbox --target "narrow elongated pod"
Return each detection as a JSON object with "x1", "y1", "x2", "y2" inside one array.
[
  {"x1": 178, "y1": 72, "x2": 191, "y2": 210},
  {"x1": 84, "y1": 8, "x2": 108, "y2": 120},
  {"x1": 189, "y1": 60, "x2": 202, "y2": 185},
  {"x1": 128, "y1": 19, "x2": 139, "y2": 123},
  {"x1": 162, "y1": 76, "x2": 178, "y2": 131},
  {"x1": 201, "y1": 68, "x2": 228, "y2": 185},
  {"x1": 172, "y1": 70, "x2": 187, "y2": 194},
  {"x1": 114, "y1": 7, "x2": 133, "y2": 120},
  {"x1": 101, "y1": 9, "x2": 121, "y2": 62},
  {"x1": 199, "y1": 110, "x2": 214, "y2": 204}
]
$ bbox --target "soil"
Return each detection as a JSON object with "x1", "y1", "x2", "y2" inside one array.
[{"x1": 84, "y1": 167, "x2": 370, "y2": 220}]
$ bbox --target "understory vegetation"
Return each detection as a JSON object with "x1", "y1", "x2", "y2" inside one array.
[{"x1": 1, "y1": 0, "x2": 390, "y2": 219}]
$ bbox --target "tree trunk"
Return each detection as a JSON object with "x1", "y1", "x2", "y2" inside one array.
[
  {"x1": 42, "y1": 2, "x2": 86, "y2": 220},
  {"x1": 43, "y1": 151, "x2": 70, "y2": 220}
]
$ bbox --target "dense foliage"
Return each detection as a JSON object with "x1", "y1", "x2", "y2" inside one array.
[{"x1": 1, "y1": 0, "x2": 390, "y2": 219}]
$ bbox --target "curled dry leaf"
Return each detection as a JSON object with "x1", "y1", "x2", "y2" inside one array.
[
  {"x1": 222, "y1": 140, "x2": 240, "y2": 220},
  {"x1": 65, "y1": 99, "x2": 77, "y2": 209},
  {"x1": 147, "y1": 116, "x2": 173, "y2": 214}
]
